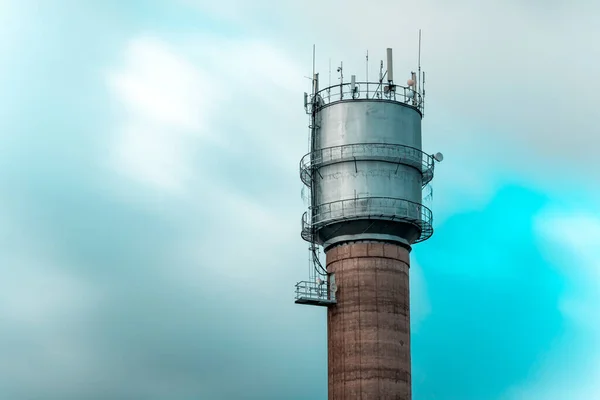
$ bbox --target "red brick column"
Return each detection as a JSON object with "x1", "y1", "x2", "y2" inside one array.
[{"x1": 327, "y1": 242, "x2": 411, "y2": 400}]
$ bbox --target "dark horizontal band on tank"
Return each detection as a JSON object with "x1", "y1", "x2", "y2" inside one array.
[
  {"x1": 308, "y1": 81, "x2": 424, "y2": 115},
  {"x1": 299, "y1": 143, "x2": 434, "y2": 187},
  {"x1": 301, "y1": 196, "x2": 433, "y2": 245}
]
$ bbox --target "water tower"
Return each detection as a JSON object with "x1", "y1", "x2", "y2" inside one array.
[{"x1": 295, "y1": 43, "x2": 441, "y2": 399}]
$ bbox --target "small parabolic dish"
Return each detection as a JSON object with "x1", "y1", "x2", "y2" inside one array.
[{"x1": 433, "y1": 152, "x2": 444, "y2": 162}]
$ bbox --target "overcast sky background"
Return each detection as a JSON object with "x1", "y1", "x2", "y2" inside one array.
[{"x1": 0, "y1": 0, "x2": 598, "y2": 399}]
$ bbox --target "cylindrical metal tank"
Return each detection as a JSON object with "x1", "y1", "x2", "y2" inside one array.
[
  {"x1": 300, "y1": 89, "x2": 434, "y2": 250},
  {"x1": 316, "y1": 101, "x2": 423, "y2": 206}
]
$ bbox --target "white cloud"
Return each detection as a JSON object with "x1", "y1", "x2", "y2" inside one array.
[
  {"x1": 179, "y1": 35, "x2": 309, "y2": 171},
  {"x1": 106, "y1": 36, "x2": 226, "y2": 194},
  {"x1": 110, "y1": 121, "x2": 193, "y2": 193},
  {"x1": 106, "y1": 34, "x2": 309, "y2": 197},
  {"x1": 108, "y1": 37, "x2": 217, "y2": 133}
]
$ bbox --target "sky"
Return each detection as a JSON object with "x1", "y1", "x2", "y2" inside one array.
[{"x1": 0, "y1": 0, "x2": 598, "y2": 399}]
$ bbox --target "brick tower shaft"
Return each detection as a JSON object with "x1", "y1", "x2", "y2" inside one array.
[{"x1": 327, "y1": 242, "x2": 411, "y2": 399}]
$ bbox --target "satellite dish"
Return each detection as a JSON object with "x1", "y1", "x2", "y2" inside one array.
[
  {"x1": 433, "y1": 152, "x2": 444, "y2": 162},
  {"x1": 407, "y1": 79, "x2": 415, "y2": 87}
]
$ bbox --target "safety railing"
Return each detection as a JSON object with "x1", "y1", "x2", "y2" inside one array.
[
  {"x1": 295, "y1": 280, "x2": 336, "y2": 305},
  {"x1": 301, "y1": 212, "x2": 314, "y2": 242},
  {"x1": 307, "y1": 81, "x2": 423, "y2": 113},
  {"x1": 301, "y1": 196, "x2": 433, "y2": 243},
  {"x1": 299, "y1": 143, "x2": 434, "y2": 187}
]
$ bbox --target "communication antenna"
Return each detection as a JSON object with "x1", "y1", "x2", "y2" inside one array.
[
  {"x1": 310, "y1": 44, "x2": 319, "y2": 98},
  {"x1": 337, "y1": 62, "x2": 343, "y2": 99},
  {"x1": 410, "y1": 72, "x2": 417, "y2": 105},
  {"x1": 378, "y1": 60, "x2": 384, "y2": 98},
  {"x1": 386, "y1": 48, "x2": 394, "y2": 83},
  {"x1": 433, "y1": 152, "x2": 444, "y2": 162},
  {"x1": 328, "y1": 58, "x2": 332, "y2": 101},
  {"x1": 418, "y1": 29, "x2": 422, "y2": 96},
  {"x1": 305, "y1": 44, "x2": 316, "y2": 151},
  {"x1": 366, "y1": 50, "x2": 369, "y2": 97},
  {"x1": 422, "y1": 71, "x2": 426, "y2": 114},
  {"x1": 312, "y1": 44, "x2": 316, "y2": 94}
]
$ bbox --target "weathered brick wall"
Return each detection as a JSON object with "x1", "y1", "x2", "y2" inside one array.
[{"x1": 327, "y1": 242, "x2": 411, "y2": 400}]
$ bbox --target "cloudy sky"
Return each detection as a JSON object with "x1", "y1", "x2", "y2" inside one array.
[{"x1": 0, "y1": 0, "x2": 598, "y2": 399}]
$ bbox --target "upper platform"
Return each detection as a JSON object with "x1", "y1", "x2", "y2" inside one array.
[{"x1": 307, "y1": 81, "x2": 424, "y2": 116}]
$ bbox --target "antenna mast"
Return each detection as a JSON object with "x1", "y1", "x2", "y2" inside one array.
[
  {"x1": 366, "y1": 51, "x2": 369, "y2": 97},
  {"x1": 366, "y1": 51, "x2": 369, "y2": 81},
  {"x1": 312, "y1": 44, "x2": 316, "y2": 95},
  {"x1": 338, "y1": 61, "x2": 343, "y2": 99},
  {"x1": 418, "y1": 30, "x2": 422, "y2": 97},
  {"x1": 329, "y1": 58, "x2": 332, "y2": 101}
]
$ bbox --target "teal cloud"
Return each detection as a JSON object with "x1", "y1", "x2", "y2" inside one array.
[{"x1": 412, "y1": 186, "x2": 566, "y2": 399}]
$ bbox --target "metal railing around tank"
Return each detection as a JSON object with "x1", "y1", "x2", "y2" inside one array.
[
  {"x1": 308, "y1": 81, "x2": 423, "y2": 113},
  {"x1": 301, "y1": 196, "x2": 433, "y2": 244},
  {"x1": 299, "y1": 143, "x2": 434, "y2": 187}
]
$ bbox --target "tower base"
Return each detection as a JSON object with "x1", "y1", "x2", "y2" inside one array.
[{"x1": 327, "y1": 241, "x2": 411, "y2": 400}]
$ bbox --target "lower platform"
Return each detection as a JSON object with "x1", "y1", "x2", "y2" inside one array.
[{"x1": 295, "y1": 280, "x2": 337, "y2": 307}]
